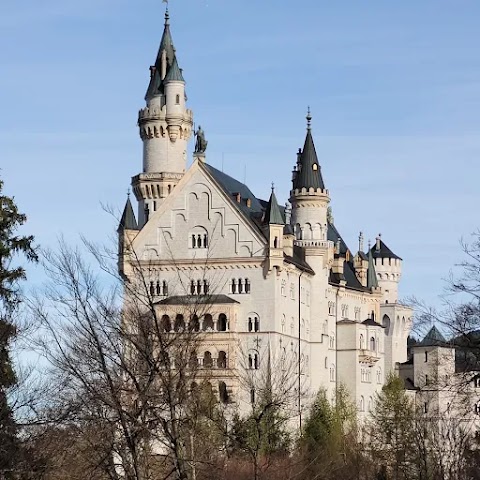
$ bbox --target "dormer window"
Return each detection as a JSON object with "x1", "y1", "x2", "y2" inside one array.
[{"x1": 313, "y1": 164, "x2": 318, "y2": 171}]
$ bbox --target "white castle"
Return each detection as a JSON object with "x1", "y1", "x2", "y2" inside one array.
[{"x1": 117, "y1": 10, "x2": 423, "y2": 419}]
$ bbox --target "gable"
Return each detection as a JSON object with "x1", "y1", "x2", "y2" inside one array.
[{"x1": 131, "y1": 160, "x2": 267, "y2": 263}]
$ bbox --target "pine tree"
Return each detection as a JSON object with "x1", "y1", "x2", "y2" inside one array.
[{"x1": 0, "y1": 178, "x2": 37, "y2": 478}]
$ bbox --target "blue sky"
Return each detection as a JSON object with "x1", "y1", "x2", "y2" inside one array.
[{"x1": 1, "y1": 0, "x2": 479, "y2": 306}]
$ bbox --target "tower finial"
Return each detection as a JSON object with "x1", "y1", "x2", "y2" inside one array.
[
  {"x1": 271, "y1": 182, "x2": 275, "y2": 193},
  {"x1": 359, "y1": 231, "x2": 364, "y2": 252},
  {"x1": 306, "y1": 106, "x2": 312, "y2": 130},
  {"x1": 163, "y1": 0, "x2": 169, "y2": 25}
]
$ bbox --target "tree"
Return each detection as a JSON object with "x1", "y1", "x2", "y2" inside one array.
[
  {"x1": 298, "y1": 386, "x2": 365, "y2": 480},
  {"x1": 0, "y1": 177, "x2": 37, "y2": 478}
]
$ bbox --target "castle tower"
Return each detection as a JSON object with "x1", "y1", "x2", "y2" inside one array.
[
  {"x1": 289, "y1": 110, "x2": 330, "y2": 242},
  {"x1": 370, "y1": 235, "x2": 402, "y2": 304},
  {"x1": 132, "y1": 9, "x2": 194, "y2": 227},
  {"x1": 263, "y1": 185, "x2": 284, "y2": 272}
]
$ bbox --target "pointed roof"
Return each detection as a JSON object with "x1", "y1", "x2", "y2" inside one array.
[
  {"x1": 292, "y1": 111, "x2": 326, "y2": 191},
  {"x1": 164, "y1": 55, "x2": 185, "y2": 82},
  {"x1": 367, "y1": 248, "x2": 379, "y2": 289},
  {"x1": 370, "y1": 237, "x2": 402, "y2": 261},
  {"x1": 118, "y1": 197, "x2": 138, "y2": 232},
  {"x1": 145, "y1": 9, "x2": 182, "y2": 99},
  {"x1": 417, "y1": 326, "x2": 447, "y2": 347},
  {"x1": 264, "y1": 187, "x2": 284, "y2": 225}
]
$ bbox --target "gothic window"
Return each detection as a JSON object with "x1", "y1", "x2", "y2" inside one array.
[
  {"x1": 163, "y1": 280, "x2": 168, "y2": 295},
  {"x1": 328, "y1": 302, "x2": 335, "y2": 315},
  {"x1": 359, "y1": 334, "x2": 364, "y2": 350},
  {"x1": 281, "y1": 280, "x2": 286, "y2": 297},
  {"x1": 218, "y1": 314, "x2": 227, "y2": 332},
  {"x1": 382, "y1": 314, "x2": 391, "y2": 335},
  {"x1": 290, "y1": 283, "x2": 295, "y2": 300},
  {"x1": 248, "y1": 317, "x2": 253, "y2": 332},
  {"x1": 254, "y1": 317, "x2": 259, "y2": 332},
  {"x1": 368, "y1": 397, "x2": 373, "y2": 412},
  {"x1": 192, "y1": 235, "x2": 196, "y2": 248},
  {"x1": 203, "y1": 351, "x2": 213, "y2": 368},
  {"x1": 254, "y1": 353, "x2": 259, "y2": 369},
  {"x1": 156, "y1": 281, "x2": 161, "y2": 296},
  {"x1": 238, "y1": 278, "x2": 243, "y2": 294},
  {"x1": 370, "y1": 336, "x2": 376, "y2": 352},
  {"x1": 273, "y1": 236, "x2": 278, "y2": 248},
  {"x1": 355, "y1": 307, "x2": 361, "y2": 321},
  {"x1": 329, "y1": 334, "x2": 335, "y2": 349},
  {"x1": 217, "y1": 351, "x2": 227, "y2": 369},
  {"x1": 245, "y1": 279, "x2": 251, "y2": 293},
  {"x1": 359, "y1": 396, "x2": 365, "y2": 412},
  {"x1": 281, "y1": 315, "x2": 286, "y2": 333}
]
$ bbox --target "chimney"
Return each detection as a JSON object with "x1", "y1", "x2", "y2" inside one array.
[{"x1": 376, "y1": 234, "x2": 382, "y2": 251}]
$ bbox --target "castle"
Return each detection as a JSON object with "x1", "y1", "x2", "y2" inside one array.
[{"x1": 117, "y1": 9, "x2": 415, "y2": 418}]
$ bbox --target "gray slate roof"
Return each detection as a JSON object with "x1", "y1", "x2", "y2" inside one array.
[
  {"x1": 264, "y1": 190, "x2": 284, "y2": 225},
  {"x1": 417, "y1": 326, "x2": 447, "y2": 347},
  {"x1": 370, "y1": 239, "x2": 402, "y2": 261},
  {"x1": 367, "y1": 249, "x2": 379, "y2": 289},
  {"x1": 292, "y1": 129, "x2": 325, "y2": 191},
  {"x1": 362, "y1": 318, "x2": 384, "y2": 328},
  {"x1": 164, "y1": 56, "x2": 185, "y2": 82},
  {"x1": 118, "y1": 197, "x2": 138, "y2": 232},
  {"x1": 156, "y1": 294, "x2": 239, "y2": 305}
]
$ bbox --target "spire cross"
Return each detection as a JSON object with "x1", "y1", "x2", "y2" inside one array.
[
  {"x1": 306, "y1": 106, "x2": 312, "y2": 130},
  {"x1": 127, "y1": 188, "x2": 131, "y2": 198}
]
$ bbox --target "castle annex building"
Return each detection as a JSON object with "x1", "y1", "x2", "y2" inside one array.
[{"x1": 118, "y1": 11, "x2": 413, "y2": 415}]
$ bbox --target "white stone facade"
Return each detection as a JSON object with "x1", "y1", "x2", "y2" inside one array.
[{"x1": 118, "y1": 11, "x2": 415, "y2": 420}]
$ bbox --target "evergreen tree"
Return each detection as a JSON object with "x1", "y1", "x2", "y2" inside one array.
[{"x1": 0, "y1": 178, "x2": 37, "y2": 478}]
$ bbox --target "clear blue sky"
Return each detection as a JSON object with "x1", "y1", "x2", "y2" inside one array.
[{"x1": 1, "y1": 0, "x2": 479, "y2": 306}]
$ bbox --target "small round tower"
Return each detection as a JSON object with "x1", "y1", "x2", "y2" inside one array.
[{"x1": 370, "y1": 234, "x2": 402, "y2": 304}]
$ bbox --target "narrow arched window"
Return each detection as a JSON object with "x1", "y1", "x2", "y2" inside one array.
[
  {"x1": 156, "y1": 281, "x2": 161, "y2": 295},
  {"x1": 250, "y1": 388, "x2": 255, "y2": 404},
  {"x1": 370, "y1": 337, "x2": 376, "y2": 351},
  {"x1": 254, "y1": 317, "x2": 259, "y2": 332},
  {"x1": 203, "y1": 280, "x2": 209, "y2": 294},
  {"x1": 204, "y1": 234, "x2": 208, "y2": 248},
  {"x1": 248, "y1": 354, "x2": 253, "y2": 369},
  {"x1": 232, "y1": 279, "x2": 237, "y2": 294},
  {"x1": 161, "y1": 315, "x2": 171, "y2": 333},
  {"x1": 359, "y1": 334, "x2": 364, "y2": 350},
  {"x1": 163, "y1": 280, "x2": 168, "y2": 296},
  {"x1": 359, "y1": 396, "x2": 365, "y2": 412},
  {"x1": 197, "y1": 280, "x2": 202, "y2": 295},
  {"x1": 238, "y1": 278, "x2": 243, "y2": 294},
  {"x1": 197, "y1": 234, "x2": 202, "y2": 248},
  {"x1": 149, "y1": 281, "x2": 155, "y2": 296},
  {"x1": 192, "y1": 235, "x2": 196, "y2": 248},
  {"x1": 190, "y1": 280, "x2": 195, "y2": 295},
  {"x1": 175, "y1": 94, "x2": 180, "y2": 105},
  {"x1": 203, "y1": 351, "x2": 212, "y2": 368},
  {"x1": 203, "y1": 314, "x2": 213, "y2": 331},
  {"x1": 273, "y1": 236, "x2": 278, "y2": 248},
  {"x1": 254, "y1": 353, "x2": 259, "y2": 370},
  {"x1": 217, "y1": 351, "x2": 227, "y2": 369},
  {"x1": 248, "y1": 317, "x2": 253, "y2": 332},
  {"x1": 218, "y1": 314, "x2": 227, "y2": 332}
]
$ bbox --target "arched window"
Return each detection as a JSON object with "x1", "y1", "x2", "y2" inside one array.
[
  {"x1": 245, "y1": 279, "x2": 251, "y2": 293},
  {"x1": 368, "y1": 397, "x2": 373, "y2": 412},
  {"x1": 250, "y1": 388, "x2": 255, "y2": 404},
  {"x1": 254, "y1": 353, "x2": 259, "y2": 370},
  {"x1": 248, "y1": 354, "x2": 253, "y2": 369},
  {"x1": 190, "y1": 280, "x2": 195, "y2": 295},
  {"x1": 324, "y1": 357, "x2": 328, "y2": 369},
  {"x1": 377, "y1": 368, "x2": 382, "y2": 384},
  {"x1": 203, "y1": 351, "x2": 213, "y2": 368},
  {"x1": 359, "y1": 396, "x2": 365, "y2": 412},
  {"x1": 189, "y1": 351, "x2": 198, "y2": 369},
  {"x1": 203, "y1": 279, "x2": 209, "y2": 294},
  {"x1": 238, "y1": 278, "x2": 243, "y2": 294},
  {"x1": 382, "y1": 314, "x2": 391, "y2": 335},
  {"x1": 281, "y1": 280, "x2": 286, "y2": 296},
  {"x1": 190, "y1": 227, "x2": 208, "y2": 249},
  {"x1": 203, "y1": 314, "x2": 214, "y2": 331},
  {"x1": 189, "y1": 314, "x2": 200, "y2": 332},
  {"x1": 149, "y1": 281, "x2": 155, "y2": 296},
  {"x1": 192, "y1": 235, "x2": 196, "y2": 248},
  {"x1": 160, "y1": 315, "x2": 171, "y2": 333},
  {"x1": 218, "y1": 314, "x2": 227, "y2": 332},
  {"x1": 175, "y1": 94, "x2": 180, "y2": 105},
  {"x1": 254, "y1": 317, "x2": 259, "y2": 332},
  {"x1": 248, "y1": 317, "x2": 253, "y2": 332},
  {"x1": 217, "y1": 351, "x2": 227, "y2": 369},
  {"x1": 218, "y1": 381, "x2": 228, "y2": 403},
  {"x1": 330, "y1": 364, "x2": 335, "y2": 382},
  {"x1": 370, "y1": 336, "x2": 376, "y2": 351},
  {"x1": 281, "y1": 315, "x2": 286, "y2": 333},
  {"x1": 163, "y1": 280, "x2": 168, "y2": 296},
  {"x1": 359, "y1": 334, "x2": 364, "y2": 350},
  {"x1": 329, "y1": 334, "x2": 335, "y2": 349},
  {"x1": 156, "y1": 281, "x2": 161, "y2": 295},
  {"x1": 232, "y1": 279, "x2": 237, "y2": 294},
  {"x1": 174, "y1": 314, "x2": 185, "y2": 332}
]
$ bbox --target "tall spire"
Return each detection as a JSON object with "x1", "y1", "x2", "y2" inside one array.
[
  {"x1": 367, "y1": 247, "x2": 379, "y2": 289},
  {"x1": 292, "y1": 109, "x2": 326, "y2": 191},
  {"x1": 264, "y1": 185, "x2": 284, "y2": 225},
  {"x1": 118, "y1": 195, "x2": 138, "y2": 232}
]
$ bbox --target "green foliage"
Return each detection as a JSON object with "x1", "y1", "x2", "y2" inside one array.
[{"x1": 0, "y1": 177, "x2": 37, "y2": 478}]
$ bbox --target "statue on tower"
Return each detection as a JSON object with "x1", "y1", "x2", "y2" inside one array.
[{"x1": 194, "y1": 125, "x2": 208, "y2": 153}]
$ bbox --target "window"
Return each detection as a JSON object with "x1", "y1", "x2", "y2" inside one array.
[
  {"x1": 217, "y1": 351, "x2": 227, "y2": 369},
  {"x1": 324, "y1": 357, "x2": 328, "y2": 369},
  {"x1": 330, "y1": 364, "x2": 335, "y2": 382},
  {"x1": 377, "y1": 368, "x2": 382, "y2": 384},
  {"x1": 329, "y1": 334, "x2": 335, "y2": 349},
  {"x1": 475, "y1": 402, "x2": 480, "y2": 415},
  {"x1": 203, "y1": 351, "x2": 213, "y2": 368},
  {"x1": 161, "y1": 315, "x2": 171, "y2": 333},
  {"x1": 189, "y1": 315, "x2": 200, "y2": 332},
  {"x1": 424, "y1": 402, "x2": 428, "y2": 414},
  {"x1": 250, "y1": 388, "x2": 255, "y2": 404},
  {"x1": 424, "y1": 351, "x2": 428, "y2": 362},
  {"x1": 190, "y1": 279, "x2": 209, "y2": 295},
  {"x1": 203, "y1": 314, "x2": 214, "y2": 331},
  {"x1": 218, "y1": 381, "x2": 228, "y2": 403},
  {"x1": 175, "y1": 94, "x2": 180, "y2": 105},
  {"x1": 328, "y1": 302, "x2": 335, "y2": 315},
  {"x1": 281, "y1": 315, "x2": 286, "y2": 333},
  {"x1": 425, "y1": 374, "x2": 429, "y2": 385},
  {"x1": 354, "y1": 307, "x2": 361, "y2": 321},
  {"x1": 473, "y1": 377, "x2": 480, "y2": 388},
  {"x1": 174, "y1": 314, "x2": 185, "y2": 332},
  {"x1": 190, "y1": 227, "x2": 208, "y2": 249},
  {"x1": 281, "y1": 280, "x2": 286, "y2": 297},
  {"x1": 290, "y1": 283, "x2": 295, "y2": 300},
  {"x1": 370, "y1": 337, "x2": 376, "y2": 352},
  {"x1": 248, "y1": 351, "x2": 259, "y2": 370},
  {"x1": 359, "y1": 396, "x2": 365, "y2": 412},
  {"x1": 232, "y1": 278, "x2": 250, "y2": 294},
  {"x1": 218, "y1": 314, "x2": 227, "y2": 331},
  {"x1": 359, "y1": 334, "x2": 364, "y2": 350},
  {"x1": 245, "y1": 279, "x2": 251, "y2": 293},
  {"x1": 254, "y1": 317, "x2": 259, "y2": 332}
]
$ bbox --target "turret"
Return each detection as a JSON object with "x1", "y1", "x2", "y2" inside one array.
[
  {"x1": 263, "y1": 185, "x2": 284, "y2": 272},
  {"x1": 117, "y1": 195, "x2": 139, "y2": 278},
  {"x1": 289, "y1": 109, "x2": 330, "y2": 244},
  {"x1": 353, "y1": 232, "x2": 368, "y2": 287},
  {"x1": 132, "y1": 9, "x2": 194, "y2": 227},
  {"x1": 370, "y1": 234, "x2": 402, "y2": 304}
]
